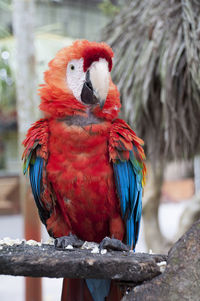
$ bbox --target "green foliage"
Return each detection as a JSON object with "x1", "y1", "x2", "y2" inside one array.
[
  {"x1": 0, "y1": 0, "x2": 12, "y2": 12},
  {"x1": 99, "y1": 0, "x2": 120, "y2": 17},
  {"x1": 0, "y1": 26, "x2": 11, "y2": 39},
  {"x1": 0, "y1": 47, "x2": 16, "y2": 112},
  {"x1": 0, "y1": 0, "x2": 12, "y2": 39},
  {"x1": 0, "y1": 0, "x2": 15, "y2": 112}
]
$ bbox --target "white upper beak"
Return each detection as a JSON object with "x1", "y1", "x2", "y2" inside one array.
[{"x1": 89, "y1": 58, "x2": 110, "y2": 106}]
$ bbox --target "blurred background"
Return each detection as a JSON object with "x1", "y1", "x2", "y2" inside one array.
[{"x1": 0, "y1": 0, "x2": 199, "y2": 300}]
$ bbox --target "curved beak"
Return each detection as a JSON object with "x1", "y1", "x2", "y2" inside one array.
[{"x1": 81, "y1": 59, "x2": 109, "y2": 108}]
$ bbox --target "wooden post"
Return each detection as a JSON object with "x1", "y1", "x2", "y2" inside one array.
[
  {"x1": 25, "y1": 188, "x2": 42, "y2": 301},
  {"x1": 12, "y1": 0, "x2": 42, "y2": 300}
]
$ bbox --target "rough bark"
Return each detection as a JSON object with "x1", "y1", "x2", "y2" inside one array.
[
  {"x1": 0, "y1": 243, "x2": 166, "y2": 282},
  {"x1": 123, "y1": 219, "x2": 200, "y2": 301}
]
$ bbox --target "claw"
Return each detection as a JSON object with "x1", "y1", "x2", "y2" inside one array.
[
  {"x1": 99, "y1": 237, "x2": 130, "y2": 252},
  {"x1": 54, "y1": 233, "x2": 84, "y2": 249}
]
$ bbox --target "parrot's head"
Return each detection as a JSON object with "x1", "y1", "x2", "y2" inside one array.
[{"x1": 39, "y1": 40, "x2": 121, "y2": 120}]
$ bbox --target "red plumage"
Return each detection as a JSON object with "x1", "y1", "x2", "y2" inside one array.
[
  {"x1": 23, "y1": 40, "x2": 146, "y2": 300},
  {"x1": 83, "y1": 44, "x2": 113, "y2": 72}
]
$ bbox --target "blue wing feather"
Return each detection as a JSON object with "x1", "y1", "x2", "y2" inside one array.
[
  {"x1": 29, "y1": 156, "x2": 49, "y2": 225},
  {"x1": 113, "y1": 150, "x2": 143, "y2": 249}
]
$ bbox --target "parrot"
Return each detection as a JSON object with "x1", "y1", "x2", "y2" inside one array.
[{"x1": 22, "y1": 40, "x2": 146, "y2": 301}]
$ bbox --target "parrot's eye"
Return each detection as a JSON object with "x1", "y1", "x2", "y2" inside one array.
[{"x1": 70, "y1": 65, "x2": 75, "y2": 71}]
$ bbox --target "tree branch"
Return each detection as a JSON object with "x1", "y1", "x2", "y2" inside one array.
[
  {"x1": 123, "y1": 219, "x2": 200, "y2": 300},
  {"x1": 0, "y1": 242, "x2": 166, "y2": 283}
]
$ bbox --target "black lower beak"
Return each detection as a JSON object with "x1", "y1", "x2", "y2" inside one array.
[{"x1": 81, "y1": 71, "x2": 98, "y2": 105}]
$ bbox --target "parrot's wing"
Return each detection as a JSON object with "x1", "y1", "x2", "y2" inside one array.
[
  {"x1": 109, "y1": 119, "x2": 146, "y2": 249},
  {"x1": 22, "y1": 119, "x2": 53, "y2": 225}
]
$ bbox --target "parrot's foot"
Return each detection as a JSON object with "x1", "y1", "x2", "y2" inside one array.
[
  {"x1": 99, "y1": 237, "x2": 130, "y2": 252},
  {"x1": 54, "y1": 233, "x2": 84, "y2": 249}
]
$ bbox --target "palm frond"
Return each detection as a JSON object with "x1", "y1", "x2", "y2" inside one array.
[{"x1": 102, "y1": 0, "x2": 200, "y2": 161}]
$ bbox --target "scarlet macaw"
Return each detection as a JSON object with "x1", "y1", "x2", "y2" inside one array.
[{"x1": 23, "y1": 40, "x2": 146, "y2": 301}]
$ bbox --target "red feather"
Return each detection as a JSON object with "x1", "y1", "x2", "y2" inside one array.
[{"x1": 83, "y1": 42, "x2": 113, "y2": 72}]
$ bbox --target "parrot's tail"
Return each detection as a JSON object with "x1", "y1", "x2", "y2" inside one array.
[
  {"x1": 86, "y1": 279, "x2": 111, "y2": 301},
  {"x1": 61, "y1": 278, "x2": 122, "y2": 301}
]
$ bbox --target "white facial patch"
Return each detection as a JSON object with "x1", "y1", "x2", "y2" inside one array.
[{"x1": 66, "y1": 58, "x2": 86, "y2": 102}]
